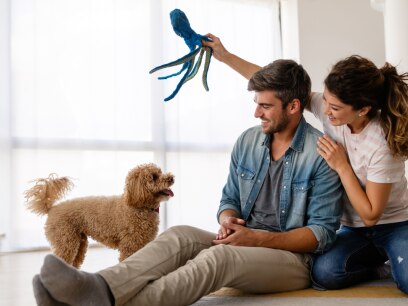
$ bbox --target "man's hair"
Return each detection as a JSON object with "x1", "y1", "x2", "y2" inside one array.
[{"x1": 248, "y1": 59, "x2": 311, "y2": 111}]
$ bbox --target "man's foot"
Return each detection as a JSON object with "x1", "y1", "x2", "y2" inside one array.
[
  {"x1": 33, "y1": 274, "x2": 68, "y2": 306},
  {"x1": 39, "y1": 254, "x2": 113, "y2": 306}
]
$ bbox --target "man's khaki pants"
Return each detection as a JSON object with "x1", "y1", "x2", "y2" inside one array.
[{"x1": 99, "y1": 225, "x2": 311, "y2": 306}]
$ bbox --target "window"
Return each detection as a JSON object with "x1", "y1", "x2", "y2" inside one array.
[{"x1": 0, "y1": 0, "x2": 281, "y2": 251}]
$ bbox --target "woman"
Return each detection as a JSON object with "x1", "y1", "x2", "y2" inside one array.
[{"x1": 203, "y1": 34, "x2": 408, "y2": 294}]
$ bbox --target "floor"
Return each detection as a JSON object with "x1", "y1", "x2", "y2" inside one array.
[
  {"x1": 0, "y1": 247, "x2": 119, "y2": 306},
  {"x1": 1, "y1": 247, "x2": 407, "y2": 306}
]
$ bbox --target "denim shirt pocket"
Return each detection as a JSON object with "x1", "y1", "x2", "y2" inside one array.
[
  {"x1": 237, "y1": 165, "x2": 255, "y2": 205},
  {"x1": 291, "y1": 180, "x2": 313, "y2": 217}
]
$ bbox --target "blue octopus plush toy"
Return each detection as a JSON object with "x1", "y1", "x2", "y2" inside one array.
[{"x1": 149, "y1": 9, "x2": 212, "y2": 102}]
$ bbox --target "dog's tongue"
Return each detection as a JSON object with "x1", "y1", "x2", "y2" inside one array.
[
  {"x1": 163, "y1": 189, "x2": 174, "y2": 197},
  {"x1": 155, "y1": 207, "x2": 160, "y2": 213}
]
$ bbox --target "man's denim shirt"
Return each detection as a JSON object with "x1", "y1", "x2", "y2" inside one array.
[{"x1": 218, "y1": 117, "x2": 343, "y2": 253}]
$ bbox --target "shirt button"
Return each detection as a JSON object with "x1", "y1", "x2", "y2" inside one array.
[
  {"x1": 241, "y1": 174, "x2": 244, "y2": 177},
  {"x1": 283, "y1": 185, "x2": 286, "y2": 189},
  {"x1": 257, "y1": 180, "x2": 261, "y2": 183},
  {"x1": 282, "y1": 210, "x2": 285, "y2": 214},
  {"x1": 285, "y1": 161, "x2": 289, "y2": 165}
]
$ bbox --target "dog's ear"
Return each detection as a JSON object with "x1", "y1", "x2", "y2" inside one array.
[{"x1": 124, "y1": 166, "x2": 148, "y2": 207}]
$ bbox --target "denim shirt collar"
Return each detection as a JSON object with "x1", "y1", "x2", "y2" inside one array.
[
  {"x1": 261, "y1": 116, "x2": 307, "y2": 152},
  {"x1": 289, "y1": 116, "x2": 307, "y2": 152}
]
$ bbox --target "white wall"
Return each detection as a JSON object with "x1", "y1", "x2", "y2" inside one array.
[
  {"x1": 297, "y1": 0, "x2": 385, "y2": 92},
  {"x1": 282, "y1": 0, "x2": 385, "y2": 91}
]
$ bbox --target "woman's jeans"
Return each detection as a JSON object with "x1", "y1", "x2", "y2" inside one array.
[{"x1": 311, "y1": 221, "x2": 408, "y2": 294}]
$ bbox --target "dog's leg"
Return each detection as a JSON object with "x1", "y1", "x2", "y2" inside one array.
[
  {"x1": 117, "y1": 234, "x2": 153, "y2": 262},
  {"x1": 118, "y1": 250, "x2": 134, "y2": 262},
  {"x1": 45, "y1": 219, "x2": 85, "y2": 267},
  {"x1": 72, "y1": 233, "x2": 88, "y2": 268},
  {"x1": 48, "y1": 231, "x2": 84, "y2": 268},
  {"x1": 118, "y1": 231, "x2": 158, "y2": 261},
  {"x1": 118, "y1": 243, "x2": 143, "y2": 262}
]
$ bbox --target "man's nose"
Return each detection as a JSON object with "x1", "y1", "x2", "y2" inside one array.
[{"x1": 254, "y1": 105, "x2": 262, "y2": 118}]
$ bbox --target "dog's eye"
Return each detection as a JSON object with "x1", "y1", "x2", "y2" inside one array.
[{"x1": 152, "y1": 173, "x2": 159, "y2": 181}]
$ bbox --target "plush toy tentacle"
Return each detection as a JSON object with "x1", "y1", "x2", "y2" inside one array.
[
  {"x1": 183, "y1": 48, "x2": 205, "y2": 84},
  {"x1": 164, "y1": 59, "x2": 194, "y2": 102},
  {"x1": 202, "y1": 47, "x2": 212, "y2": 91},
  {"x1": 149, "y1": 47, "x2": 201, "y2": 74},
  {"x1": 158, "y1": 62, "x2": 188, "y2": 80}
]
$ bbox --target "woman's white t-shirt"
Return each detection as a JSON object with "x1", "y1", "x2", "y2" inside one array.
[{"x1": 311, "y1": 93, "x2": 408, "y2": 227}]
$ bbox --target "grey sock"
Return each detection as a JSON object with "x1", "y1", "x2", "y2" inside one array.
[
  {"x1": 33, "y1": 274, "x2": 68, "y2": 306},
  {"x1": 40, "y1": 254, "x2": 113, "y2": 306}
]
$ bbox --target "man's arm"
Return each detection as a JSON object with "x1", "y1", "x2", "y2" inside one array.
[
  {"x1": 216, "y1": 192, "x2": 318, "y2": 252},
  {"x1": 217, "y1": 133, "x2": 243, "y2": 221},
  {"x1": 213, "y1": 223, "x2": 318, "y2": 253},
  {"x1": 304, "y1": 152, "x2": 344, "y2": 253},
  {"x1": 203, "y1": 33, "x2": 261, "y2": 80}
]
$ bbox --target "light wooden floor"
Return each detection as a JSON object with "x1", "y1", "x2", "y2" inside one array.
[
  {"x1": 0, "y1": 247, "x2": 119, "y2": 306},
  {"x1": 1, "y1": 248, "x2": 407, "y2": 306},
  {"x1": 0, "y1": 247, "x2": 231, "y2": 306}
]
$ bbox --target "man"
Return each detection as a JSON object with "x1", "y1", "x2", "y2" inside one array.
[{"x1": 33, "y1": 60, "x2": 343, "y2": 306}]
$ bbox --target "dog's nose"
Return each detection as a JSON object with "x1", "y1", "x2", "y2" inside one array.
[{"x1": 165, "y1": 175, "x2": 175, "y2": 184}]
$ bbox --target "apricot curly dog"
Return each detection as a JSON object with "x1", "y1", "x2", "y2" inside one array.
[{"x1": 25, "y1": 163, "x2": 174, "y2": 268}]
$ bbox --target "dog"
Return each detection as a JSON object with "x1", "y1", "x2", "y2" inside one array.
[{"x1": 24, "y1": 163, "x2": 174, "y2": 268}]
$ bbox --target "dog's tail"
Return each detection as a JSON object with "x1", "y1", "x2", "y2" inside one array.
[{"x1": 24, "y1": 174, "x2": 74, "y2": 215}]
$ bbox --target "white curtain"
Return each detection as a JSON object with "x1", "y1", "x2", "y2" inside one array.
[{"x1": 0, "y1": 0, "x2": 281, "y2": 251}]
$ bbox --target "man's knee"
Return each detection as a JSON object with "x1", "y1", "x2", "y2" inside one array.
[
  {"x1": 159, "y1": 225, "x2": 214, "y2": 246},
  {"x1": 164, "y1": 225, "x2": 198, "y2": 236}
]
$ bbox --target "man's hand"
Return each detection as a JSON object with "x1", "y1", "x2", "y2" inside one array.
[
  {"x1": 216, "y1": 216, "x2": 245, "y2": 240},
  {"x1": 214, "y1": 216, "x2": 258, "y2": 246},
  {"x1": 213, "y1": 222, "x2": 260, "y2": 246},
  {"x1": 214, "y1": 221, "x2": 318, "y2": 252},
  {"x1": 201, "y1": 33, "x2": 261, "y2": 80}
]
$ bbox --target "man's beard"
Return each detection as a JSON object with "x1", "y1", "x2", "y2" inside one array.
[{"x1": 262, "y1": 112, "x2": 290, "y2": 134}]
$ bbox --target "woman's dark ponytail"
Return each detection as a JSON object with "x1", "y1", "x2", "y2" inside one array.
[{"x1": 379, "y1": 63, "x2": 408, "y2": 159}]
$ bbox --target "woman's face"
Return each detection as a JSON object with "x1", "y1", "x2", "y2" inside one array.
[{"x1": 322, "y1": 88, "x2": 360, "y2": 126}]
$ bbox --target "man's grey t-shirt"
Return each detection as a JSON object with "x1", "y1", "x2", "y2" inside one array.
[{"x1": 246, "y1": 155, "x2": 284, "y2": 231}]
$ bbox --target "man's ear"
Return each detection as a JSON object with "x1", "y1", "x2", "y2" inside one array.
[{"x1": 287, "y1": 99, "x2": 301, "y2": 114}]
